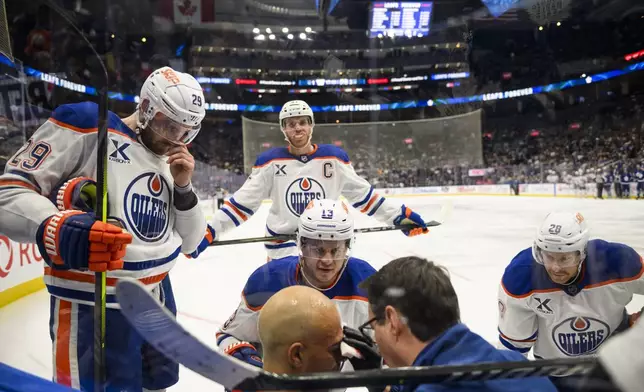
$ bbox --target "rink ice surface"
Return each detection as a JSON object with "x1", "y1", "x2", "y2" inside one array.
[{"x1": 1, "y1": 195, "x2": 644, "y2": 391}]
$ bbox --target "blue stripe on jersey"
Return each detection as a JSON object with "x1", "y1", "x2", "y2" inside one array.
[
  {"x1": 499, "y1": 328, "x2": 538, "y2": 342},
  {"x1": 367, "y1": 197, "x2": 385, "y2": 216},
  {"x1": 6, "y1": 169, "x2": 40, "y2": 190},
  {"x1": 216, "y1": 333, "x2": 233, "y2": 346},
  {"x1": 266, "y1": 225, "x2": 284, "y2": 237},
  {"x1": 353, "y1": 187, "x2": 373, "y2": 208},
  {"x1": 121, "y1": 246, "x2": 181, "y2": 271},
  {"x1": 499, "y1": 335, "x2": 531, "y2": 353},
  {"x1": 230, "y1": 197, "x2": 254, "y2": 216},
  {"x1": 108, "y1": 111, "x2": 138, "y2": 140},
  {"x1": 253, "y1": 144, "x2": 351, "y2": 167},
  {"x1": 221, "y1": 207, "x2": 240, "y2": 226},
  {"x1": 50, "y1": 102, "x2": 138, "y2": 140},
  {"x1": 253, "y1": 147, "x2": 294, "y2": 167},
  {"x1": 309, "y1": 144, "x2": 351, "y2": 163},
  {"x1": 47, "y1": 285, "x2": 118, "y2": 304},
  {"x1": 265, "y1": 242, "x2": 297, "y2": 249}
]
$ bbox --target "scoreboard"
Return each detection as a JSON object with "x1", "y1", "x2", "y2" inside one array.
[{"x1": 369, "y1": 2, "x2": 433, "y2": 38}]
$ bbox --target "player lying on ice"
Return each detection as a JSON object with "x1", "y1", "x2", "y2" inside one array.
[
  {"x1": 0, "y1": 66, "x2": 208, "y2": 391},
  {"x1": 498, "y1": 212, "x2": 644, "y2": 392},
  {"x1": 198, "y1": 100, "x2": 429, "y2": 261},
  {"x1": 359, "y1": 256, "x2": 557, "y2": 392},
  {"x1": 217, "y1": 199, "x2": 383, "y2": 381}
]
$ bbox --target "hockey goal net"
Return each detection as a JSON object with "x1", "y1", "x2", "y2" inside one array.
[{"x1": 241, "y1": 110, "x2": 483, "y2": 180}]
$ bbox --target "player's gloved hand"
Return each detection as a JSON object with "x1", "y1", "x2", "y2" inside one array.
[
  {"x1": 223, "y1": 341, "x2": 263, "y2": 368},
  {"x1": 186, "y1": 224, "x2": 216, "y2": 259},
  {"x1": 36, "y1": 210, "x2": 133, "y2": 272},
  {"x1": 393, "y1": 205, "x2": 429, "y2": 237},
  {"x1": 50, "y1": 177, "x2": 99, "y2": 212},
  {"x1": 342, "y1": 326, "x2": 382, "y2": 370}
]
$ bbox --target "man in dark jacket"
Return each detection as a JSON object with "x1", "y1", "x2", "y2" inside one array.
[{"x1": 358, "y1": 256, "x2": 556, "y2": 392}]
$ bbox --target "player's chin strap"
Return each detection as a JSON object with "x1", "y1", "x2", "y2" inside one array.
[{"x1": 299, "y1": 256, "x2": 349, "y2": 292}]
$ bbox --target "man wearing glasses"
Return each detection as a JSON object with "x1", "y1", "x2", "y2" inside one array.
[
  {"x1": 359, "y1": 256, "x2": 556, "y2": 392},
  {"x1": 498, "y1": 212, "x2": 644, "y2": 391},
  {"x1": 217, "y1": 199, "x2": 380, "y2": 374}
]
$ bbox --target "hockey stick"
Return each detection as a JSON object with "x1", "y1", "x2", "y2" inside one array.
[
  {"x1": 209, "y1": 222, "x2": 443, "y2": 247},
  {"x1": 115, "y1": 279, "x2": 598, "y2": 391},
  {"x1": 210, "y1": 201, "x2": 452, "y2": 247},
  {"x1": 40, "y1": 1, "x2": 110, "y2": 390}
]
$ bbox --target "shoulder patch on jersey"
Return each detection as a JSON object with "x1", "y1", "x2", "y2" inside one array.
[
  {"x1": 313, "y1": 144, "x2": 351, "y2": 163},
  {"x1": 243, "y1": 256, "x2": 299, "y2": 309},
  {"x1": 502, "y1": 248, "x2": 540, "y2": 297},
  {"x1": 254, "y1": 147, "x2": 293, "y2": 168}
]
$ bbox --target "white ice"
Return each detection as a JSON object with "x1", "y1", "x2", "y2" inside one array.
[{"x1": 1, "y1": 195, "x2": 643, "y2": 391}]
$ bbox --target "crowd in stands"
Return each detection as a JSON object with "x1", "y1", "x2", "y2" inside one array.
[
  {"x1": 4, "y1": 2, "x2": 644, "y2": 196},
  {"x1": 186, "y1": 94, "x2": 644, "y2": 194}
]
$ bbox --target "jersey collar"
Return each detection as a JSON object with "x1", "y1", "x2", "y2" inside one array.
[{"x1": 288, "y1": 144, "x2": 318, "y2": 163}]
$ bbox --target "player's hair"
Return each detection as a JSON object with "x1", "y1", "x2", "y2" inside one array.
[{"x1": 359, "y1": 256, "x2": 460, "y2": 342}]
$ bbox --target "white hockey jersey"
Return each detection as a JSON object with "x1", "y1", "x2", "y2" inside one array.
[
  {"x1": 0, "y1": 102, "x2": 206, "y2": 307},
  {"x1": 216, "y1": 255, "x2": 375, "y2": 353},
  {"x1": 210, "y1": 144, "x2": 402, "y2": 255},
  {"x1": 498, "y1": 240, "x2": 644, "y2": 360}
]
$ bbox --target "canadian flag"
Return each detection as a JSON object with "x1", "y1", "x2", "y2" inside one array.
[{"x1": 159, "y1": 0, "x2": 215, "y2": 25}]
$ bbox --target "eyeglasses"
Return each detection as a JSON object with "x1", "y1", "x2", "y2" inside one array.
[{"x1": 358, "y1": 316, "x2": 379, "y2": 338}]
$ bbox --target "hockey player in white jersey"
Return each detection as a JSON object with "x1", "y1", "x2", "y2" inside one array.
[
  {"x1": 0, "y1": 66, "x2": 207, "y2": 391},
  {"x1": 201, "y1": 100, "x2": 429, "y2": 260},
  {"x1": 217, "y1": 199, "x2": 381, "y2": 375},
  {"x1": 497, "y1": 212, "x2": 644, "y2": 391}
]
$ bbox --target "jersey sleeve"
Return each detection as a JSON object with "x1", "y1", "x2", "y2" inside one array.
[
  {"x1": 497, "y1": 271, "x2": 538, "y2": 355},
  {"x1": 173, "y1": 193, "x2": 207, "y2": 254},
  {"x1": 335, "y1": 149, "x2": 400, "y2": 224},
  {"x1": 216, "y1": 299, "x2": 261, "y2": 350},
  {"x1": 210, "y1": 162, "x2": 271, "y2": 235},
  {"x1": 0, "y1": 105, "x2": 96, "y2": 243}
]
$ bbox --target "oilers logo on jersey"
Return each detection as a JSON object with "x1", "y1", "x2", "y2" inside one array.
[
  {"x1": 124, "y1": 172, "x2": 171, "y2": 242},
  {"x1": 552, "y1": 316, "x2": 609, "y2": 356},
  {"x1": 285, "y1": 177, "x2": 325, "y2": 216}
]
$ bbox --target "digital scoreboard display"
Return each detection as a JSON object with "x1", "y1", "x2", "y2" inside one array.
[{"x1": 369, "y1": 2, "x2": 433, "y2": 38}]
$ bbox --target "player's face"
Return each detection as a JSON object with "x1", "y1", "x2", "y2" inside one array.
[
  {"x1": 282, "y1": 116, "x2": 312, "y2": 148},
  {"x1": 366, "y1": 307, "x2": 405, "y2": 368},
  {"x1": 300, "y1": 239, "x2": 348, "y2": 288},
  {"x1": 141, "y1": 112, "x2": 197, "y2": 155},
  {"x1": 541, "y1": 250, "x2": 581, "y2": 284}
]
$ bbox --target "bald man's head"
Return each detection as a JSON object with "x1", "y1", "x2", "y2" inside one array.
[{"x1": 258, "y1": 286, "x2": 344, "y2": 374}]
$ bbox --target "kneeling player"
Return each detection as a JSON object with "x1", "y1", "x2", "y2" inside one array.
[
  {"x1": 217, "y1": 199, "x2": 378, "y2": 372},
  {"x1": 498, "y1": 212, "x2": 644, "y2": 391}
]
